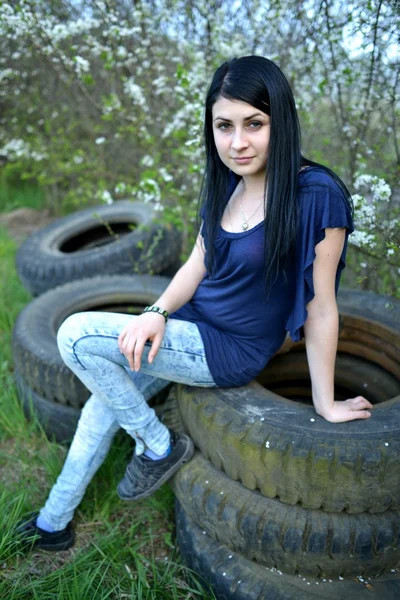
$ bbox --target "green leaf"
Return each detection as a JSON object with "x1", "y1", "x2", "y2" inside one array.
[
  {"x1": 82, "y1": 74, "x2": 94, "y2": 86},
  {"x1": 318, "y1": 78, "x2": 328, "y2": 93}
]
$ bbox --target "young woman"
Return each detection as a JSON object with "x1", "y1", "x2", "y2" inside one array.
[{"x1": 16, "y1": 55, "x2": 372, "y2": 551}]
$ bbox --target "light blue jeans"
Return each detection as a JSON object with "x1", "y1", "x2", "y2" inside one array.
[{"x1": 39, "y1": 311, "x2": 217, "y2": 531}]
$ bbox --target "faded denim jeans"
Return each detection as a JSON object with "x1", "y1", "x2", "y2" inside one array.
[{"x1": 39, "y1": 311, "x2": 217, "y2": 531}]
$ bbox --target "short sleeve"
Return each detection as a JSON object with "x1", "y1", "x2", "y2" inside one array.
[{"x1": 285, "y1": 181, "x2": 354, "y2": 342}]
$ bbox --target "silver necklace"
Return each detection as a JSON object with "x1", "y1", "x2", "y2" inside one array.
[
  {"x1": 227, "y1": 183, "x2": 267, "y2": 232},
  {"x1": 239, "y1": 198, "x2": 265, "y2": 230}
]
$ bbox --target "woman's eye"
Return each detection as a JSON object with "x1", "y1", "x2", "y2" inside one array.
[{"x1": 217, "y1": 121, "x2": 262, "y2": 130}]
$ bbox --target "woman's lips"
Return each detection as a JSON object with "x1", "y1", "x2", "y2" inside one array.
[{"x1": 233, "y1": 157, "x2": 254, "y2": 163}]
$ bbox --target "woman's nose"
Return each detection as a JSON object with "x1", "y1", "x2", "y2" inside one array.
[{"x1": 231, "y1": 127, "x2": 249, "y2": 151}]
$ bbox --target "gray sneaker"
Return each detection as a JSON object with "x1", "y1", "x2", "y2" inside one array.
[{"x1": 117, "y1": 430, "x2": 194, "y2": 501}]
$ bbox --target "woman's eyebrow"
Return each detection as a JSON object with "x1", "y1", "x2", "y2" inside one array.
[{"x1": 213, "y1": 112, "x2": 265, "y2": 122}]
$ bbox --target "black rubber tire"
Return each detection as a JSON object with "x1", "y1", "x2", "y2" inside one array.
[
  {"x1": 160, "y1": 384, "x2": 187, "y2": 433},
  {"x1": 12, "y1": 274, "x2": 171, "y2": 409},
  {"x1": 15, "y1": 201, "x2": 182, "y2": 296},
  {"x1": 15, "y1": 370, "x2": 81, "y2": 443},
  {"x1": 159, "y1": 256, "x2": 183, "y2": 278},
  {"x1": 258, "y1": 351, "x2": 400, "y2": 405},
  {"x1": 335, "y1": 289, "x2": 400, "y2": 380},
  {"x1": 163, "y1": 395, "x2": 400, "y2": 577},
  {"x1": 176, "y1": 500, "x2": 400, "y2": 600},
  {"x1": 176, "y1": 290, "x2": 400, "y2": 514},
  {"x1": 176, "y1": 382, "x2": 400, "y2": 513},
  {"x1": 173, "y1": 453, "x2": 400, "y2": 577},
  {"x1": 15, "y1": 369, "x2": 175, "y2": 444}
]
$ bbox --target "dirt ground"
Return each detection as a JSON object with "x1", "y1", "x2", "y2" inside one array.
[{"x1": 0, "y1": 208, "x2": 56, "y2": 246}]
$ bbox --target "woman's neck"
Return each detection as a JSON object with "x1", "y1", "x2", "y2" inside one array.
[{"x1": 238, "y1": 175, "x2": 267, "y2": 203}]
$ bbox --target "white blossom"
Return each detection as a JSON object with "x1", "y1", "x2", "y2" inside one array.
[
  {"x1": 115, "y1": 182, "x2": 126, "y2": 193},
  {"x1": 97, "y1": 190, "x2": 113, "y2": 204},
  {"x1": 350, "y1": 230, "x2": 376, "y2": 249},
  {"x1": 124, "y1": 77, "x2": 146, "y2": 106},
  {"x1": 185, "y1": 138, "x2": 200, "y2": 147},
  {"x1": 137, "y1": 178, "x2": 161, "y2": 203},
  {"x1": 0, "y1": 68, "x2": 15, "y2": 82},
  {"x1": 74, "y1": 55, "x2": 90, "y2": 76},
  {"x1": 95, "y1": 137, "x2": 106, "y2": 145},
  {"x1": 354, "y1": 174, "x2": 391, "y2": 202},
  {"x1": 103, "y1": 94, "x2": 121, "y2": 114},
  {"x1": 116, "y1": 46, "x2": 128, "y2": 59},
  {"x1": 371, "y1": 180, "x2": 391, "y2": 202},
  {"x1": 30, "y1": 150, "x2": 47, "y2": 161},
  {"x1": 342, "y1": 123, "x2": 352, "y2": 137},
  {"x1": 141, "y1": 155, "x2": 154, "y2": 167},
  {"x1": 0, "y1": 138, "x2": 29, "y2": 158},
  {"x1": 159, "y1": 168, "x2": 173, "y2": 182},
  {"x1": 153, "y1": 75, "x2": 169, "y2": 95}
]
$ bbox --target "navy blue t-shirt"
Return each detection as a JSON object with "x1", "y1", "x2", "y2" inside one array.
[{"x1": 169, "y1": 167, "x2": 354, "y2": 387}]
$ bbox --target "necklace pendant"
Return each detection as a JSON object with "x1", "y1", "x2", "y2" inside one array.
[{"x1": 242, "y1": 220, "x2": 248, "y2": 230}]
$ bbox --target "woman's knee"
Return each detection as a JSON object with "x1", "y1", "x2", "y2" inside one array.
[{"x1": 56, "y1": 312, "x2": 89, "y2": 355}]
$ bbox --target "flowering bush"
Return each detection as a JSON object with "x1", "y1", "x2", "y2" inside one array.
[
  {"x1": 0, "y1": 1, "x2": 398, "y2": 294},
  {"x1": 349, "y1": 175, "x2": 399, "y2": 296}
]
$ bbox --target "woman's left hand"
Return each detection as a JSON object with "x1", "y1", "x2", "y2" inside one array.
[{"x1": 316, "y1": 396, "x2": 373, "y2": 423}]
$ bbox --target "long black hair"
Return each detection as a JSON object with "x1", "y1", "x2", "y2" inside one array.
[{"x1": 197, "y1": 55, "x2": 354, "y2": 299}]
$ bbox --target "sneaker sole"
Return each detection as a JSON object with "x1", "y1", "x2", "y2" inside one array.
[
  {"x1": 35, "y1": 537, "x2": 75, "y2": 552},
  {"x1": 117, "y1": 437, "x2": 195, "y2": 501},
  {"x1": 18, "y1": 533, "x2": 75, "y2": 553}
]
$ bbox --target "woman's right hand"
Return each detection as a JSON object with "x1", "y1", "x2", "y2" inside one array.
[{"x1": 118, "y1": 312, "x2": 166, "y2": 372}]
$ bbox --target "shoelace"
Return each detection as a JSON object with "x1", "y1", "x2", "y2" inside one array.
[{"x1": 127, "y1": 442, "x2": 176, "y2": 481}]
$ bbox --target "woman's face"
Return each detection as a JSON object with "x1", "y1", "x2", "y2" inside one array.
[{"x1": 211, "y1": 97, "x2": 270, "y2": 177}]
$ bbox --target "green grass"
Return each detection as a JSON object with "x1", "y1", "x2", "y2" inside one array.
[
  {"x1": 0, "y1": 225, "x2": 215, "y2": 599},
  {"x1": 0, "y1": 172, "x2": 46, "y2": 213}
]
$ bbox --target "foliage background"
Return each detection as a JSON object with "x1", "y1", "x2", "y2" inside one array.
[{"x1": 0, "y1": 0, "x2": 399, "y2": 295}]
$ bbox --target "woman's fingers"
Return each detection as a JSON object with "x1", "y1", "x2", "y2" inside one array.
[
  {"x1": 118, "y1": 327, "x2": 137, "y2": 370},
  {"x1": 133, "y1": 336, "x2": 148, "y2": 371},
  {"x1": 348, "y1": 410, "x2": 372, "y2": 420},
  {"x1": 118, "y1": 326, "x2": 129, "y2": 351},
  {"x1": 118, "y1": 317, "x2": 164, "y2": 370},
  {"x1": 322, "y1": 398, "x2": 373, "y2": 423},
  {"x1": 148, "y1": 332, "x2": 163, "y2": 364},
  {"x1": 351, "y1": 396, "x2": 373, "y2": 410},
  {"x1": 119, "y1": 332, "x2": 147, "y2": 371},
  {"x1": 123, "y1": 337, "x2": 136, "y2": 370}
]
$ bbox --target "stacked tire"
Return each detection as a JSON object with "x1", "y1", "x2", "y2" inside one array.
[
  {"x1": 15, "y1": 200, "x2": 182, "y2": 296},
  {"x1": 12, "y1": 200, "x2": 183, "y2": 442},
  {"x1": 161, "y1": 290, "x2": 400, "y2": 599}
]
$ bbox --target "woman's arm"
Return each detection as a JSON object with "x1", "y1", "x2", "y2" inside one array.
[
  {"x1": 118, "y1": 225, "x2": 207, "y2": 372},
  {"x1": 303, "y1": 227, "x2": 373, "y2": 423},
  {"x1": 154, "y1": 226, "x2": 207, "y2": 314}
]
